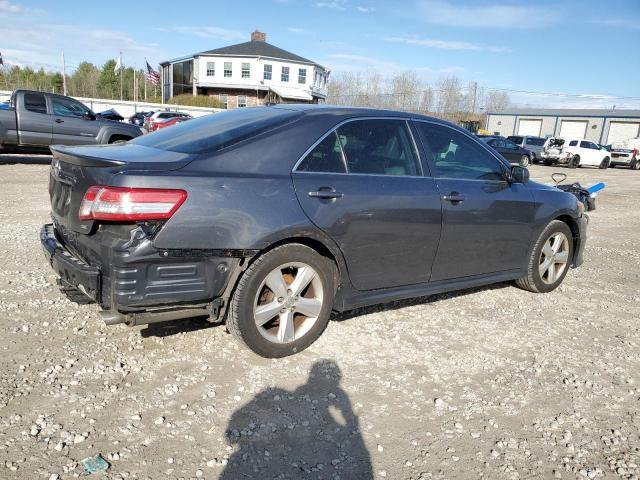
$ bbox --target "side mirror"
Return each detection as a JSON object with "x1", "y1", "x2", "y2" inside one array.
[
  {"x1": 83, "y1": 112, "x2": 96, "y2": 121},
  {"x1": 510, "y1": 165, "x2": 529, "y2": 184}
]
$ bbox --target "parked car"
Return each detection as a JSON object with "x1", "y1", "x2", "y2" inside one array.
[
  {"x1": 609, "y1": 137, "x2": 640, "y2": 169},
  {"x1": 41, "y1": 106, "x2": 587, "y2": 358},
  {"x1": 145, "y1": 111, "x2": 192, "y2": 132},
  {"x1": 541, "y1": 137, "x2": 611, "y2": 169},
  {"x1": 0, "y1": 90, "x2": 142, "y2": 152},
  {"x1": 155, "y1": 116, "x2": 191, "y2": 130},
  {"x1": 507, "y1": 136, "x2": 546, "y2": 163},
  {"x1": 129, "y1": 111, "x2": 155, "y2": 127},
  {"x1": 479, "y1": 135, "x2": 532, "y2": 167},
  {"x1": 96, "y1": 108, "x2": 124, "y2": 122}
]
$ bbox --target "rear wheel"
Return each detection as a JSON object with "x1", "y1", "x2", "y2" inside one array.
[
  {"x1": 519, "y1": 155, "x2": 530, "y2": 167},
  {"x1": 227, "y1": 244, "x2": 335, "y2": 358},
  {"x1": 599, "y1": 157, "x2": 610, "y2": 169},
  {"x1": 515, "y1": 220, "x2": 573, "y2": 293}
]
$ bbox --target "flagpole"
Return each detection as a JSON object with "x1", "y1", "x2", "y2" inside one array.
[{"x1": 144, "y1": 58, "x2": 147, "y2": 101}]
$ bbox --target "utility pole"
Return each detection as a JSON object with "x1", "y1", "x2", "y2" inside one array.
[
  {"x1": 471, "y1": 82, "x2": 478, "y2": 114},
  {"x1": 120, "y1": 52, "x2": 124, "y2": 101},
  {"x1": 62, "y1": 51, "x2": 67, "y2": 96}
]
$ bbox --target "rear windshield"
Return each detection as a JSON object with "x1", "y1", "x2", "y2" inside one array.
[
  {"x1": 508, "y1": 136, "x2": 523, "y2": 145},
  {"x1": 131, "y1": 107, "x2": 302, "y2": 154},
  {"x1": 525, "y1": 137, "x2": 545, "y2": 146}
]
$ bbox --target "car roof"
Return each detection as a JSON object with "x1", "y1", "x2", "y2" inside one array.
[{"x1": 271, "y1": 103, "x2": 450, "y2": 123}]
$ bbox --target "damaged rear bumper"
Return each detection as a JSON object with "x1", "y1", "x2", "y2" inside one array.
[{"x1": 40, "y1": 223, "x2": 255, "y2": 316}]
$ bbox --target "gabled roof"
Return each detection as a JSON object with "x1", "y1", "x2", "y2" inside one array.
[{"x1": 197, "y1": 40, "x2": 322, "y2": 67}]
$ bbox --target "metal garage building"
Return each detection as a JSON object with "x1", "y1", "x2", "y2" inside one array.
[{"x1": 486, "y1": 109, "x2": 640, "y2": 145}]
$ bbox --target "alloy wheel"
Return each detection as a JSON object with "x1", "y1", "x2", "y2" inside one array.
[
  {"x1": 253, "y1": 262, "x2": 324, "y2": 344},
  {"x1": 539, "y1": 232, "x2": 570, "y2": 284}
]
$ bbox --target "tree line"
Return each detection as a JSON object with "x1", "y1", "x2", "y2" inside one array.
[
  {"x1": 0, "y1": 60, "x2": 160, "y2": 102},
  {"x1": 326, "y1": 70, "x2": 511, "y2": 124}
]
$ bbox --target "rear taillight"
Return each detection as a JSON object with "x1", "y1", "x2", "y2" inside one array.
[{"x1": 79, "y1": 186, "x2": 187, "y2": 221}]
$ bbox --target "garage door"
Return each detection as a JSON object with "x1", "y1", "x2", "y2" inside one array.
[
  {"x1": 607, "y1": 122, "x2": 640, "y2": 144},
  {"x1": 517, "y1": 119, "x2": 542, "y2": 136},
  {"x1": 559, "y1": 120, "x2": 588, "y2": 139}
]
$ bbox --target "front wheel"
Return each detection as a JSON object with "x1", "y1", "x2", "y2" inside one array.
[
  {"x1": 227, "y1": 244, "x2": 335, "y2": 358},
  {"x1": 515, "y1": 220, "x2": 574, "y2": 293},
  {"x1": 568, "y1": 155, "x2": 579, "y2": 168},
  {"x1": 599, "y1": 157, "x2": 610, "y2": 169},
  {"x1": 519, "y1": 155, "x2": 530, "y2": 167}
]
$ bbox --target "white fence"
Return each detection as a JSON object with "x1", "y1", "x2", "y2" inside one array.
[{"x1": 0, "y1": 90, "x2": 222, "y2": 120}]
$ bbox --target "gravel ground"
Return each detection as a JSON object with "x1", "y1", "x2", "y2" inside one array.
[{"x1": 0, "y1": 156, "x2": 638, "y2": 480}]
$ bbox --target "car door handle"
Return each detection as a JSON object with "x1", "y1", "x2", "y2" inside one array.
[
  {"x1": 308, "y1": 189, "x2": 343, "y2": 200},
  {"x1": 442, "y1": 192, "x2": 465, "y2": 203},
  {"x1": 55, "y1": 119, "x2": 64, "y2": 123}
]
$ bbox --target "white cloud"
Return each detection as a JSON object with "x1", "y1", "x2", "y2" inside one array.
[
  {"x1": 0, "y1": 0, "x2": 20, "y2": 14},
  {"x1": 417, "y1": 0, "x2": 558, "y2": 28},
  {"x1": 384, "y1": 35, "x2": 511, "y2": 53},
  {"x1": 356, "y1": 6, "x2": 375, "y2": 13},
  {"x1": 288, "y1": 27, "x2": 306, "y2": 33},
  {"x1": 316, "y1": 0, "x2": 347, "y2": 10},
  {"x1": 587, "y1": 18, "x2": 640, "y2": 30},
  {"x1": 168, "y1": 26, "x2": 245, "y2": 42}
]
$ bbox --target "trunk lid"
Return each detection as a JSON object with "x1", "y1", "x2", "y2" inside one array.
[{"x1": 49, "y1": 143, "x2": 193, "y2": 234}]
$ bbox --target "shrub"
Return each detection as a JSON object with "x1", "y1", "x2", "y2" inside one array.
[{"x1": 167, "y1": 94, "x2": 225, "y2": 109}]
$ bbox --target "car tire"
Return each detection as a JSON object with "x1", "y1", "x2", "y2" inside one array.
[
  {"x1": 543, "y1": 159, "x2": 553, "y2": 166},
  {"x1": 519, "y1": 155, "x2": 530, "y2": 167},
  {"x1": 227, "y1": 243, "x2": 335, "y2": 358},
  {"x1": 515, "y1": 220, "x2": 574, "y2": 294},
  {"x1": 599, "y1": 157, "x2": 610, "y2": 169},
  {"x1": 568, "y1": 155, "x2": 579, "y2": 168}
]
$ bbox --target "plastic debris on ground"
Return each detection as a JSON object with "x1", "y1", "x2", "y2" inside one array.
[{"x1": 81, "y1": 454, "x2": 110, "y2": 474}]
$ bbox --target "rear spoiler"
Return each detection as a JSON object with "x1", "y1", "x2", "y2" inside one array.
[{"x1": 50, "y1": 145, "x2": 126, "y2": 168}]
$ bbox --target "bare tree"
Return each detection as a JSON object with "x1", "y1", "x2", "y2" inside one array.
[
  {"x1": 435, "y1": 75, "x2": 463, "y2": 114},
  {"x1": 483, "y1": 90, "x2": 511, "y2": 112}
]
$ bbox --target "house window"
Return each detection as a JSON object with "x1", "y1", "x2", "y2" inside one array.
[
  {"x1": 206, "y1": 62, "x2": 215, "y2": 76},
  {"x1": 298, "y1": 68, "x2": 306, "y2": 84},
  {"x1": 219, "y1": 94, "x2": 228, "y2": 109},
  {"x1": 263, "y1": 64, "x2": 272, "y2": 81},
  {"x1": 281, "y1": 66, "x2": 289, "y2": 82},
  {"x1": 238, "y1": 95, "x2": 247, "y2": 108},
  {"x1": 224, "y1": 62, "x2": 232, "y2": 78},
  {"x1": 241, "y1": 63, "x2": 250, "y2": 79}
]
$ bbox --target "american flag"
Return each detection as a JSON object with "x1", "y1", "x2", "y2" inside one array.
[{"x1": 145, "y1": 61, "x2": 160, "y2": 86}]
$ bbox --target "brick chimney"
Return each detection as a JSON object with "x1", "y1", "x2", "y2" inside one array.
[{"x1": 251, "y1": 30, "x2": 266, "y2": 42}]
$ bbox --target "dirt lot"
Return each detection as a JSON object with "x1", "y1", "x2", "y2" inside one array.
[{"x1": 0, "y1": 156, "x2": 638, "y2": 480}]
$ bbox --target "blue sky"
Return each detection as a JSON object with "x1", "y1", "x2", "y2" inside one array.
[{"x1": 1, "y1": 0, "x2": 639, "y2": 107}]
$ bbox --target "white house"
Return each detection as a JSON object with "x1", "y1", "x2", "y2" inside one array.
[{"x1": 160, "y1": 31, "x2": 330, "y2": 109}]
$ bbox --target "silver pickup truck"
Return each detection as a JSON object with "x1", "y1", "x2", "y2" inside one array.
[{"x1": 0, "y1": 90, "x2": 142, "y2": 153}]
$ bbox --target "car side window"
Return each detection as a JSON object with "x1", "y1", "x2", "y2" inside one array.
[
  {"x1": 416, "y1": 122, "x2": 506, "y2": 181},
  {"x1": 52, "y1": 97, "x2": 90, "y2": 117},
  {"x1": 504, "y1": 140, "x2": 518, "y2": 149},
  {"x1": 580, "y1": 141, "x2": 590, "y2": 148},
  {"x1": 297, "y1": 131, "x2": 347, "y2": 173},
  {"x1": 569, "y1": 140, "x2": 578, "y2": 146},
  {"x1": 24, "y1": 93, "x2": 47, "y2": 114},
  {"x1": 336, "y1": 119, "x2": 419, "y2": 176}
]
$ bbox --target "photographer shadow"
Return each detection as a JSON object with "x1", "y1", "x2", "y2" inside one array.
[{"x1": 220, "y1": 359, "x2": 372, "y2": 479}]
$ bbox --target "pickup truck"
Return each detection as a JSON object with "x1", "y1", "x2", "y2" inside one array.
[
  {"x1": 609, "y1": 137, "x2": 640, "y2": 169},
  {"x1": 541, "y1": 137, "x2": 611, "y2": 169},
  {"x1": 0, "y1": 90, "x2": 141, "y2": 153}
]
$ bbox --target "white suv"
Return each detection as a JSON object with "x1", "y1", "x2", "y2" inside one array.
[{"x1": 541, "y1": 138, "x2": 611, "y2": 169}]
